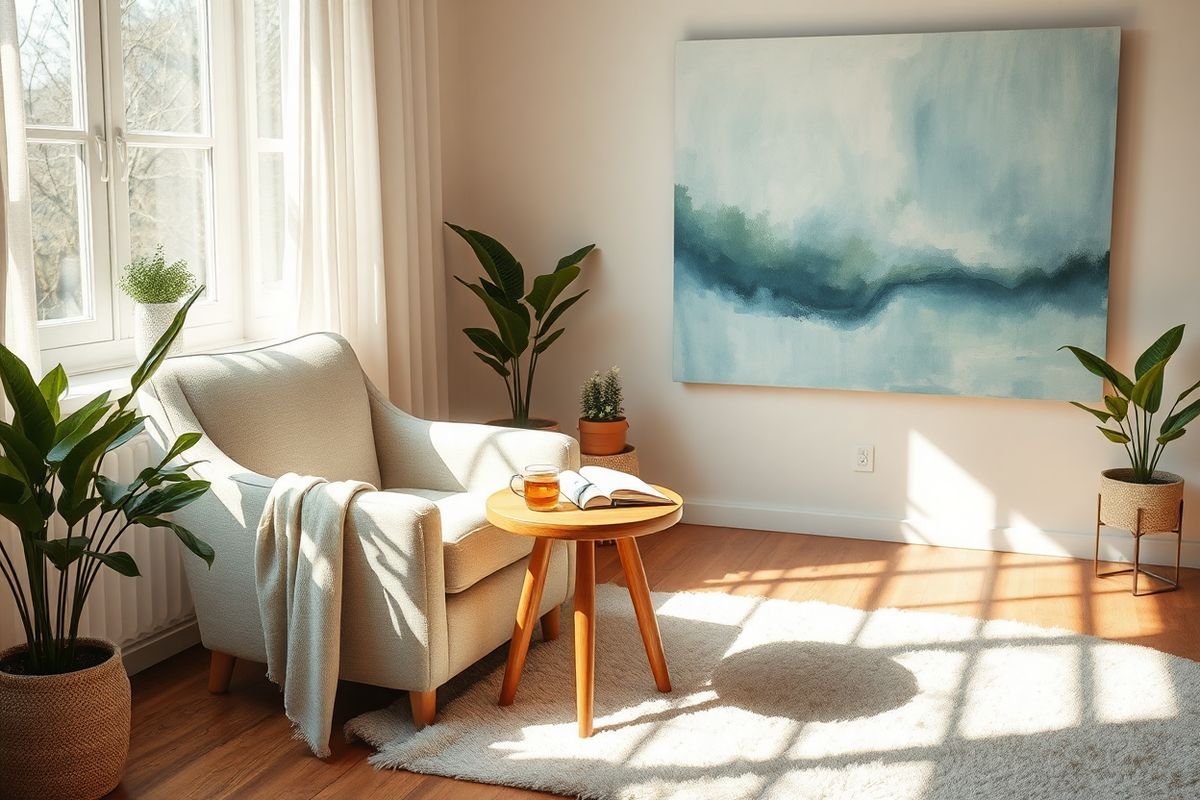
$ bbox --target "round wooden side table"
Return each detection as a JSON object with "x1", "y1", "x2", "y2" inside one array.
[{"x1": 485, "y1": 487, "x2": 684, "y2": 737}]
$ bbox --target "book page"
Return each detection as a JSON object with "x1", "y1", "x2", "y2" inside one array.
[
  {"x1": 557, "y1": 469, "x2": 611, "y2": 509},
  {"x1": 577, "y1": 466, "x2": 670, "y2": 502}
]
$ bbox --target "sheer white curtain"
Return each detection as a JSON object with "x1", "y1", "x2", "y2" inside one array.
[
  {"x1": 0, "y1": 0, "x2": 40, "y2": 372},
  {"x1": 283, "y1": 0, "x2": 447, "y2": 418}
]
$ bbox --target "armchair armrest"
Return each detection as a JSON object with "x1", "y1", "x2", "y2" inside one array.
[{"x1": 369, "y1": 384, "x2": 579, "y2": 494}]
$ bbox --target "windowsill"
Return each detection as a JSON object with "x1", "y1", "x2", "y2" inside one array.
[{"x1": 62, "y1": 336, "x2": 283, "y2": 413}]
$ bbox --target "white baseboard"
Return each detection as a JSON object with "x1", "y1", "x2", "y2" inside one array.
[
  {"x1": 683, "y1": 499, "x2": 1199, "y2": 570},
  {"x1": 120, "y1": 617, "x2": 200, "y2": 676}
]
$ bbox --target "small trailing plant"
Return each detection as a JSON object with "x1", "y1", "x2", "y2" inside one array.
[
  {"x1": 580, "y1": 367, "x2": 624, "y2": 422},
  {"x1": 446, "y1": 222, "x2": 595, "y2": 425},
  {"x1": 0, "y1": 287, "x2": 214, "y2": 675},
  {"x1": 118, "y1": 245, "x2": 197, "y2": 304},
  {"x1": 1062, "y1": 324, "x2": 1200, "y2": 484}
]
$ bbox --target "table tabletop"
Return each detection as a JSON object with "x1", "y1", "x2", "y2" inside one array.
[{"x1": 485, "y1": 486, "x2": 684, "y2": 541}]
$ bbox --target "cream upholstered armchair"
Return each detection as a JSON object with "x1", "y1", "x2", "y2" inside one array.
[{"x1": 138, "y1": 332, "x2": 577, "y2": 726}]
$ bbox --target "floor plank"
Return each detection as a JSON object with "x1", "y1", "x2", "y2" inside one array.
[{"x1": 110, "y1": 524, "x2": 1200, "y2": 798}]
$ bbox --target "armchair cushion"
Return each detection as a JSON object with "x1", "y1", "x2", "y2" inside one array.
[
  {"x1": 161, "y1": 333, "x2": 382, "y2": 485},
  {"x1": 389, "y1": 489, "x2": 534, "y2": 593}
]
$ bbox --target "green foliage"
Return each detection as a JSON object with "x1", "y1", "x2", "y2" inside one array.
[
  {"x1": 0, "y1": 287, "x2": 213, "y2": 675},
  {"x1": 580, "y1": 367, "x2": 624, "y2": 422},
  {"x1": 446, "y1": 222, "x2": 595, "y2": 425},
  {"x1": 117, "y1": 244, "x2": 197, "y2": 304},
  {"x1": 1061, "y1": 324, "x2": 1196, "y2": 483}
]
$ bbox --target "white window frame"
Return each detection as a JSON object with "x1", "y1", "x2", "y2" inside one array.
[{"x1": 29, "y1": 0, "x2": 250, "y2": 375}]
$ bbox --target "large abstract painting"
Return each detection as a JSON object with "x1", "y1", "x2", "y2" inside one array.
[{"x1": 673, "y1": 28, "x2": 1120, "y2": 399}]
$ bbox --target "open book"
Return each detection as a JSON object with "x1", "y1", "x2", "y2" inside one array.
[{"x1": 558, "y1": 466, "x2": 674, "y2": 510}]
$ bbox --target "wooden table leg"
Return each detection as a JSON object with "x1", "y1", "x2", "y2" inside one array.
[
  {"x1": 575, "y1": 540, "x2": 596, "y2": 737},
  {"x1": 499, "y1": 538, "x2": 553, "y2": 706},
  {"x1": 616, "y1": 537, "x2": 671, "y2": 692}
]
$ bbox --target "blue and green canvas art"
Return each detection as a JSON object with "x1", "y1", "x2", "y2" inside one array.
[{"x1": 673, "y1": 28, "x2": 1120, "y2": 399}]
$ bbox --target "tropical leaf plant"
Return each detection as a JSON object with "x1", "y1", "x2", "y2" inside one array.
[
  {"x1": 1061, "y1": 324, "x2": 1199, "y2": 483},
  {"x1": 0, "y1": 287, "x2": 213, "y2": 675},
  {"x1": 446, "y1": 222, "x2": 595, "y2": 425}
]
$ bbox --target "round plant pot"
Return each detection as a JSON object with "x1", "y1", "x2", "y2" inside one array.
[
  {"x1": 134, "y1": 301, "x2": 184, "y2": 361},
  {"x1": 578, "y1": 417, "x2": 629, "y2": 456},
  {"x1": 486, "y1": 417, "x2": 560, "y2": 432},
  {"x1": 0, "y1": 639, "x2": 131, "y2": 800},
  {"x1": 1099, "y1": 468, "x2": 1184, "y2": 534}
]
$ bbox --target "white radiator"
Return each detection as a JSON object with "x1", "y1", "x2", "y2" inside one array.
[{"x1": 0, "y1": 434, "x2": 196, "y2": 667}]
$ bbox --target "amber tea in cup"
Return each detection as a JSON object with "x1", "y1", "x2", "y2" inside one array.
[{"x1": 509, "y1": 464, "x2": 561, "y2": 511}]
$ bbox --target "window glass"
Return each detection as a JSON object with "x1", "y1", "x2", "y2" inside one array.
[
  {"x1": 126, "y1": 147, "x2": 211, "y2": 291},
  {"x1": 15, "y1": 0, "x2": 81, "y2": 128},
  {"x1": 257, "y1": 152, "x2": 284, "y2": 283},
  {"x1": 27, "y1": 142, "x2": 88, "y2": 321},
  {"x1": 253, "y1": 0, "x2": 282, "y2": 138},
  {"x1": 121, "y1": 0, "x2": 207, "y2": 134}
]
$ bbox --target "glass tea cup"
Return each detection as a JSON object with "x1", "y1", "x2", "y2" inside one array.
[{"x1": 509, "y1": 464, "x2": 561, "y2": 512}]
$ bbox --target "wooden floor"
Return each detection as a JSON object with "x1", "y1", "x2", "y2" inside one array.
[{"x1": 110, "y1": 524, "x2": 1200, "y2": 799}]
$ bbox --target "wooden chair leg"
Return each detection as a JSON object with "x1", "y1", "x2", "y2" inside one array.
[
  {"x1": 208, "y1": 651, "x2": 236, "y2": 694},
  {"x1": 409, "y1": 689, "x2": 437, "y2": 730},
  {"x1": 540, "y1": 605, "x2": 561, "y2": 641}
]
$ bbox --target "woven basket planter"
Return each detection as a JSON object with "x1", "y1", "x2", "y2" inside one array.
[
  {"x1": 1099, "y1": 468, "x2": 1184, "y2": 533},
  {"x1": 0, "y1": 638, "x2": 131, "y2": 800}
]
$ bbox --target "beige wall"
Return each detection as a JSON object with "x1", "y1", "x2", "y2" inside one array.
[{"x1": 435, "y1": 0, "x2": 1200, "y2": 564}]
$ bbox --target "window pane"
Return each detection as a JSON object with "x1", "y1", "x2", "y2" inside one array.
[
  {"x1": 254, "y1": 0, "x2": 282, "y2": 138},
  {"x1": 15, "y1": 0, "x2": 81, "y2": 128},
  {"x1": 257, "y1": 152, "x2": 284, "y2": 283},
  {"x1": 121, "y1": 0, "x2": 207, "y2": 134},
  {"x1": 127, "y1": 147, "x2": 210, "y2": 292},
  {"x1": 27, "y1": 142, "x2": 88, "y2": 321}
]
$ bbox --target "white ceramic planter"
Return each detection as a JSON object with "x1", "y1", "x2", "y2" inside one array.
[
  {"x1": 1099, "y1": 468, "x2": 1184, "y2": 533},
  {"x1": 133, "y1": 302, "x2": 183, "y2": 361}
]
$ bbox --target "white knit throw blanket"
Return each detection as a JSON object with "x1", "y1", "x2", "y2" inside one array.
[{"x1": 255, "y1": 472, "x2": 375, "y2": 757}]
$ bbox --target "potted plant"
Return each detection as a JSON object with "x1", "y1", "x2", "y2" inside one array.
[
  {"x1": 118, "y1": 245, "x2": 198, "y2": 360},
  {"x1": 579, "y1": 367, "x2": 628, "y2": 455},
  {"x1": 0, "y1": 288, "x2": 214, "y2": 799},
  {"x1": 446, "y1": 222, "x2": 595, "y2": 430},
  {"x1": 1062, "y1": 324, "x2": 1200, "y2": 534}
]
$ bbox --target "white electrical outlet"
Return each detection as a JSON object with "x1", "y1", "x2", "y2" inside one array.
[{"x1": 854, "y1": 445, "x2": 875, "y2": 472}]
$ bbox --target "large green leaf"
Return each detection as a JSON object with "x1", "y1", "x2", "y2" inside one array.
[
  {"x1": 122, "y1": 286, "x2": 203, "y2": 409},
  {"x1": 0, "y1": 421, "x2": 46, "y2": 486},
  {"x1": 140, "y1": 516, "x2": 214, "y2": 567},
  {"x1": 57, "y1": 411, "x2": 141, "y2": 522},
  {"x1": 464, "y1": 327, "x2": 512, "y2": 361},
  {"x1": 539, "y1": 290, "x2": 588, "y2": 334},
  {"x1": 1175, "y1": 378, "x2": 1200, "y2": 406},
  {"x1": 1130, "y1": 359, "x2": 1167, "y2": 412},
  {"x1": 86, "y1": 550, "x2": 140, "y2": 577},
  {"x1": 33, "y1": 536, "x2": 89, "y2": 570},
  {"x1": 38, "y1": 365, "x2": 68, "y2": 423},
  {"x1": 1135, "y1": 325, "x2": 1184, "y2": 379},
  {"x1": 1158, "y1": 427, "x2": 1187, "y2": 445},
  {"x1": 0, "y1": 496, "x2": 45, "y2": 533},
  {"x1": 446, "y1": 224, "x2": 525, "y2": 301},
  {"x1": 473, "y1": 352, "x2": 511, "y2": 378},
  {"x1": 48, "y1": 398, "x2": 113, "y2": 464},
  {"x1": 127, "y1": 479, "x2": 211, "y2": 520},
  {"x1": 95, "y1": 475, "x2": 130, "y2": 510},
  {"x1": 0, "y1": 341, "x2": 55, "y2": 452},
  {"x1": 456, "y1": 278, "x2": 530, "y2": 355},
  {"x1": 1097, "y1": 426, "x2": 1131, "y2": 444},
  {"x1": 1161, "y1": 397, "x2": 1200, "y2": 438},
  {"x1": 555, "y1": 244, "x2": 595, "y2": 273},
  {"x1": 533, "y1": 328, "x2": 565, "y2": 354},
  {"x1": 52, "y1": 391, "x2": 112, "y2": 449},
  {"x1": 1059, "y1": 345, "x2": 1134, "y2": 398},
  {"x1": 1104, "y1": 395, "x2": 1129, "y2": 422},
  {"x1": 1069, "y1": 401, "x2": 1111, "y2": 423},
  {"x1": 0, "y1": 474, "x2": 25, "y2": 504},
  {"x1": 526, "y1": 265, "x2": 580, "y2": 319}
]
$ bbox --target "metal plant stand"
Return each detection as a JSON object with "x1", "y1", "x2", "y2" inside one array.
[{"x1": 1094, "y1": 496, "x2": 1184, "y2": 596}]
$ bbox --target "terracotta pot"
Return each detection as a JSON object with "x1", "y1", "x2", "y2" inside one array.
[
  {"x1": 0, "y1": 639, "x2": 131, "y2": 800},
  {"x1": 1099, "y1": 468, "x2": 1184, "y2": 533},
  {"x1": 486, "y1": 417, "x2": 560, "y2": 432},
  {"x1": 578, "y1": 417, "x2": 629, "y2": 456}
]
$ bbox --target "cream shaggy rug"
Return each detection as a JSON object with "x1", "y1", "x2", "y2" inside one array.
[{"x1": 345, "y1": 586, "x2": 1200, "y2": 800}]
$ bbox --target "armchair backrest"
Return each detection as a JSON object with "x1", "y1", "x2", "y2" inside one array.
[{"x1": 148, "y1": 333, "x2": 383, "y2": 485}]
